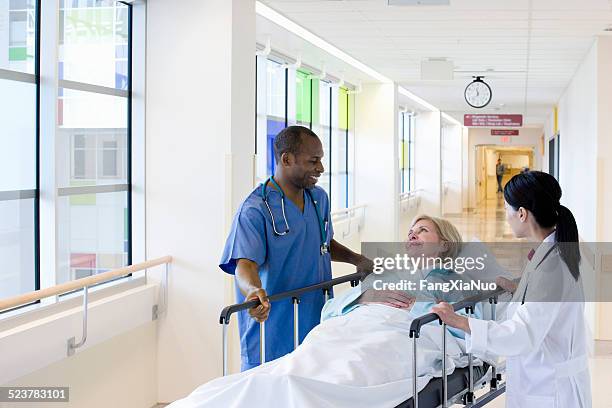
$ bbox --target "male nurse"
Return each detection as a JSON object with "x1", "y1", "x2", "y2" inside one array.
[{"x1": 220, "y1": 125, "x2": 373, "y2": 371}]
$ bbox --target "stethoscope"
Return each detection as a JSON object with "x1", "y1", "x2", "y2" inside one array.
[{"x1": 260, "y1": 176, "x2": 329, "y2": 255}]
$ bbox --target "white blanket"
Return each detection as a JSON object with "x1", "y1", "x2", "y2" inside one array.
[{"x1": 169, "y1": 304, "x2": 476, "y2": 408}]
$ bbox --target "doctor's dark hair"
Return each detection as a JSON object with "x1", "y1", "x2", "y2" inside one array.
[
  {"x1": 503, "y1": 171, "x2": 581, "y2": 280},
  {"x1": 273, "y1": 126, "x2": 320, "y2": 162}
]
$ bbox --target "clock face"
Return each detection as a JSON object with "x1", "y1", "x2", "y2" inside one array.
[{"x1": 464, "y1": 80, "x2": 492, "y2": 108}]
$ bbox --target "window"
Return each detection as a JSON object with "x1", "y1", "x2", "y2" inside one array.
[
  {"x1": 295, "y1": 70, "x2": 311, "y2": 127},
  {"x1": 0, "y1": 0, "x2": 134, "y2": 303},
  {"x1": 57, "y1": 0, "x2": 131, "y2": 284},
  {"x1": 0, "y1": 0, "x2": 38, "y2": 300},
  {"x1": 317, "y1": 82, "x2": 331, "y2": 196},
  {"x1": 254, "y1": 56, "x2": 355, "y2": 209},
  {"x1": 331, "y1": 87, "x2": 354, "y2": 209},
  {"x1": 255, "y1": 58, "x2": 286, "y2": 180},
  {"x1": 399, "y1": 111, "x2": 415, "y2": 193}
]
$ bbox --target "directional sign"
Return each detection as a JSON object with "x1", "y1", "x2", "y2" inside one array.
[{"x1": 464, "y1": 114, "x2": 523, "y2": 127}]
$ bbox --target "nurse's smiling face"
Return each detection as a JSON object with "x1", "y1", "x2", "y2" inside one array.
[{"x1": 283, "y1": 134, "x2": 325, "y2": 189}]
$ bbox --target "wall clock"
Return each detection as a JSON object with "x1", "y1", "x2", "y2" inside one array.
[{"x1": 464, "y1": 76, "x2": 492, "y2": 108}]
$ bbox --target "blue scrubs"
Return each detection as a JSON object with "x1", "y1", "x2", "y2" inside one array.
[{"x1": 220, "y1": 184, "x2": 333, "y2": 371}]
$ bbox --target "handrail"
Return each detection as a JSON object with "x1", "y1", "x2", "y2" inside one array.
[
  {"x1": 399, "y1": 189, "x2": 423, "y2": 200},
  {"x1": 330, "y1": 204, "x2": 366, "y2": 218},
  {"x1": 408, "y1": 286, "x2": 507, "y2": 338},
  {"x1": 0, "y1": 256, "x2": 173, "y2": 312},
  {"x1": 219, "y1": 270, "x2": 366, "y2": 324}
]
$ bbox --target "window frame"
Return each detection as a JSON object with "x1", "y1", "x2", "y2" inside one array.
[
  {"x1": 253, "y1": 55, "x2": 354, "y2": 209},
  {"x1": 1, "y1": 0, "x2": 138, "y2": 314}
]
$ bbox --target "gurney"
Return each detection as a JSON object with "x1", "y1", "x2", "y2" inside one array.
[{"x1": 219, "y1": 272, "x2": 508, "y2": 408}]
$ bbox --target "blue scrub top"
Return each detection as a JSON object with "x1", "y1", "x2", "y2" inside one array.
[{"x1": 220, "y1": 183, "x2": 334, "y2": 370}]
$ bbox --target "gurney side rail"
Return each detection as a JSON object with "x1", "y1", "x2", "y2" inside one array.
[
  {"x1": 219, "y1": 271, "x2": 365, "y2": 324},
  {"x1": 408, "y1": 287, "x2": 508, "y2": 408}
]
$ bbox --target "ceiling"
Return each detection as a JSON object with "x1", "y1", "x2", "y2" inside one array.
[{"x1": 258, "y1": 0, "x2": 612, "y2": 125}]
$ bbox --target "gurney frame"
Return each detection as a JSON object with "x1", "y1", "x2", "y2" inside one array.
[{"x1": 219, "y1": 271, "x2": 508, "y2": 407}]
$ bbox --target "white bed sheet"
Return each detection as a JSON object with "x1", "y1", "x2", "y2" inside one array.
[{"x1": 169, "y1": 304, "x2": 479, "y2": 408}]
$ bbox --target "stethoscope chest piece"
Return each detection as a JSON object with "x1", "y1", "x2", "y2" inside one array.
[{"x1": 320, "y1": 243, "x2": 329, "y2": 255}]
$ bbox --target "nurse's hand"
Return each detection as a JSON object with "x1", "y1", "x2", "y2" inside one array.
[
  {"x1": 431, "y1": 301, "x2": 471, "y2": 334},
  {"x1": 496, "y1": 276, "x2": 517, "y2": 294},
  {"x1": 246, "y1": 288, "x2": 270, "y2": 323},
  {"x1": 357, "y1": 289, "x2": 415, "y2": 309}
]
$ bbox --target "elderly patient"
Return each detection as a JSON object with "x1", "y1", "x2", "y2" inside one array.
[{"x1": 169, "y1": 215, "x2": 481, "y2": 408}]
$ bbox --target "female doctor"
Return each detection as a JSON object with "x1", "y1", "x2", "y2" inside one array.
[{"x1": 432, "y1": 171, "x2": 591, "y2": 408}]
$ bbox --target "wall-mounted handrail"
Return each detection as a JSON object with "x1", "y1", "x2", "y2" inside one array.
[
  {"x1": 399, "y1": 189, "x2": 423, "y2": 201},
  {"x1": 330, "y1": 204, "x2": 366, "y2": 219},
  {"x1": 0, "y1": 256, "x2": 173, "y2": 313}
]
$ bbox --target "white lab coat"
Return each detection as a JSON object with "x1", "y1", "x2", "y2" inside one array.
[{"x1": 466, "y1": 234, "x2": 592, "y2": 408}]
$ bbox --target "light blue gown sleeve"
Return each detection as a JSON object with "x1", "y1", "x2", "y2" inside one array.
[{"x1": 320, "y1": 284, "x2": 363, "y2": 321}]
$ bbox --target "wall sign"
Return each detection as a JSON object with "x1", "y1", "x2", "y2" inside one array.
[
  {"x1": 491, "y1": 129, "x2": 519, "y2": 136},
  {"x1": 464, "y1": 114, "x2": 523, "y2": 127}
]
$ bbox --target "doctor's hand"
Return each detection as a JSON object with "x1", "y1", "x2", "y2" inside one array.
[
  {"x1": 357, "y1": 289, "x2": 415, "y2": 309},
  {"x1": 431, "y1": 302, "x2": 471, "y2": 334},
  {"x1": 496, "y1": 276, "x2": 517, "y2": 294},
  {"x1": 355, "y1": 256, "x2": 375, "y2": 277},
  {"x1": 246, "y1": 288, "x2": 270, "y2": 323}
]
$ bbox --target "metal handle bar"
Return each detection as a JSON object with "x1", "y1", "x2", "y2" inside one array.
[
  {"x1": 409, "y1": 286, "x2": 507, "y2": 338},
  {"x1": 219, "y1": 271, "x2": 367, "y2": 324}
]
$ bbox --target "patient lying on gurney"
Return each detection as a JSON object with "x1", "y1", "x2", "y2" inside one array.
[{"x1": 169, "y1": 216, "x2": 484, "y2": 408}]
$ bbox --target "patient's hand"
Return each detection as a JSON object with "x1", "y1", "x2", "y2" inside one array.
[
  {"x1": 357, "y1": 289, "x2": 415, "y2": 309},
  {"x1": 496, "y1": 276, "x2": 517, "y2": 294}
]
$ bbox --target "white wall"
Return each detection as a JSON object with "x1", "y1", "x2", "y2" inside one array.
[
  {"x1": 441, "y1": 124, "x2": 462, "y2": 215},
  {"x1": 414, "y1": 111, "x2": 442, "y2": 216},
  {"x1": 146, "y1": 0, "x2": 256, "y2": 402},
  {"x1": 0, "y1": 282, "x2": 159, "y2": 408},
  {"x1": 461, "y1": 127, "x2": 470, "y2": 210},
  {"x1": 595, "y1": 36, "x2": 612, "y2": 242},
  {"x1": 557, "y1": 40, "x2": 598, "y2": 241},
  {"x1": 466, "y1": 127, "x2": 543, "y2": 209},
  {"x1": 3, "y1": 322, "x2": 158, "y2": 408},
  {"x1": 354, "y1": 83, "x2": 399, "y2": 241}
]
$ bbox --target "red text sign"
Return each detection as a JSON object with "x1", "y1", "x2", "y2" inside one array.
[
  {"x1": 464, "y1": 114, "x2": 523, "y2": 127},
  {"x1": 491, "y1": 129, "x2": 519, "y2": 136}
]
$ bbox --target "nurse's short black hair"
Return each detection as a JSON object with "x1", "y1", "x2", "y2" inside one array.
[{"x1": 273, "y1": 125, "x2": 320, "y2": 162}]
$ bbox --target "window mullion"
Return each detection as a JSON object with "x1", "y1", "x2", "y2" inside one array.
[{"x1": 38, "y1": 0, "x2": 60, "y2": 298}]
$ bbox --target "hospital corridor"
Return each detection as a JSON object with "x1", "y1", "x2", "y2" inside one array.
[{"x1": 2, "y1": 0, "x2": 612, "y2": 407}]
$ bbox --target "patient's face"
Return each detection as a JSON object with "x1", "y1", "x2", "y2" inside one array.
[{"x1": 406, "y1": 219, "x2": 443, "y2": 257}]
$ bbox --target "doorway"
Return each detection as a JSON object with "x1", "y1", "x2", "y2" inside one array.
[{"x1": 475, "y1": 145, "x2": 535, "y2": 204}]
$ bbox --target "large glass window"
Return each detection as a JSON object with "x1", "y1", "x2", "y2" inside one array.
[
  {"x1": 331, "y1": 87, "x2": 352, "y2": 209},
  {"x1": 254, "y1": 57, "x2": 355, "y2": 209},
  {"x1": 0, "y1": 0, "x2": 134, "y2": 303},
  {"x1": 56, "y1": 0, "x2": 131, "y2": 284},
  {"x1": 0, "y1": 1, "x2": 38, "y2": 300},
  {"x1": 2, "y1": 0, "x2": 36, "y2": 73},
  {"x1": 399, "y1": 111, "x2": 415, "y2": 193},
  {"x1": 295, "y1": 70, "x2": 311, "y2": 127},
  {"x1": 317, "y1": 82, "x2": 331, "y2": 195}
]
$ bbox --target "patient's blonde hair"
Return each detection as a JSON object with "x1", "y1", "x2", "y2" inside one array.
[{"x1": 411, "y1": 214, "x2": 463, "y2": 259}]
